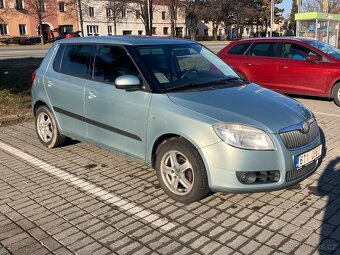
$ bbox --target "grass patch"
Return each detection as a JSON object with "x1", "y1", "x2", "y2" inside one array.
[{"x1": 0, "y1": 58, "x2": 41, "y2": 122}]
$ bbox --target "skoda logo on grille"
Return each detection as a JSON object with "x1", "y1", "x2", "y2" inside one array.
[{"x1": 300, "y1": 121, "x2": 310, "y2": 134}]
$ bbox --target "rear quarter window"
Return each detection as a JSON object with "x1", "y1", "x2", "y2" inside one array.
[
  {"x1": 59, "y1": 44, "x2": 93, "y2": 78},
  {"x1": 227, "y1": 43, "x2": 251, "y2": 55},
  {"x1": 53, "y1": 44, "x2": 65, "y2": 72}
]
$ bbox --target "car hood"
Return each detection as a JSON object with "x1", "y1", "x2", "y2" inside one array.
[{"x1": 166, "y1": 83, "x2": 313, "y2": 134}]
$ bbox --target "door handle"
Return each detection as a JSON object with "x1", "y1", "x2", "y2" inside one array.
[
  {"x1": 86, "y1": 90, "x2": 96, "y2": 99},
  {"x1": 46, "y1": 81, "x2": 53, "y2": 87}
]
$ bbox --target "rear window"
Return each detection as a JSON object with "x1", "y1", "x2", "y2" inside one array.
[
  {"x1": 59, "y1": 44, "x2": 93, "y2": 77},
  {"x1": 227, "y1": 43, "x2": 251, "y2": 55}
]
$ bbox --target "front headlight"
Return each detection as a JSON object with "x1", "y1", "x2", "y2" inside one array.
[{"x1": 213, "y1": 123, "x2": 275, "y2": 150}]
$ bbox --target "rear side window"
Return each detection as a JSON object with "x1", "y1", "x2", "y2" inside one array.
[
  {"x1": 60, "y1": 44, "x2": 93, "y2": 77},
  {"x1": 227, "y1": 43, "x2": 251, "y2": 55},
  {"x1": 248, "y1": 42, "x2": 280, "y2": 57},
  {"x1": 93, "y1": 45, "x2": 139, "y2": 83}
]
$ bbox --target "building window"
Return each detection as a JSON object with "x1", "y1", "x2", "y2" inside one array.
[
  {"x1": 106, "y1": 8, "x2": 112, "y2": 17},
  {"x1": 161, "y1": 11, "x2": 166, "y2": 20},
  {"x1": 152, "y1": 27, "x2": 156, "y2": 35},
  {"x1": 0, "y1": 0, "x2": 4, "y2": 9},
  {"x1": 163, "y1": 27, "x2": 168, "y2": 35},
  {"x1": 39, "y1": 1, "x2": 46, "y2": 12},
  {"x1": 138, "y1": 30, "x2": 143, "y2": 35},
  {"x1": 122, "y1": 8, "x2": 126, "y2": 18},
  {"x1": 16, "y1": 0, "x2": 24, "y2": 9},
  {"x1": 122, "y1": 30, "x2": 132, "y2": 35},
  {"x1": 89, "y1": 7, "x2": 94, "y2": 17},
  {"x1": 87, "y1": 25, "x2": 99, "y2": 36},
  {"x1": 108, "y1": 25, "x2": 112, "y2": 35},
  {"x1": 204, "y1": 29, "x2": 208, "y2": 36},
  {"x1": 136, "y1": 10, "x2": 140, "y2": 19},
  {"x1": 19, "y1": 24, "x2": 26, "y2": 35},
  {"x1": 0, "y1": 24, "x2": 8, "y2": 35},
  {"x1": 59, "y1": 2, "x2": 65, "y2": 12}
]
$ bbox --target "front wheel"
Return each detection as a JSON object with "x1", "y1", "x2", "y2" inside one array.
[
  {"x1": 35, "y1": 106, "x2": 66, "y2": 148},
  {"x1": 332, "y1": 83, "x2": 340, "y2": 107},
  {"x1": 155, "y1": 138, "x2": 210, "y2": 204}
]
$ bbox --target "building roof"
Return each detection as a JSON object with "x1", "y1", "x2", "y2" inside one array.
[{"x1": 57, "y1": 36, "x2": 194, "y2": 45}]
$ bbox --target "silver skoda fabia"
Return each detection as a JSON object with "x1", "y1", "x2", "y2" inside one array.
[{"x1": 32, "y1": 36, "x2": 322, "y2": 203}]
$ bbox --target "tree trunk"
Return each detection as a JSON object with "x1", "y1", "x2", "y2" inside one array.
[
  {"x1": 38, "y1": 17, "x2": 45, "y2": 45},
  {"x1": 77, "y1": 0, "x2": 84, "y2": 36},
  {"x1": 114, "y1": 18, "x2": 117, "y2": 35}
]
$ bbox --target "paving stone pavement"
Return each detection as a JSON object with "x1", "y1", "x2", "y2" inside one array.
[{"x1": 0, "y1": 97, "x2": 339, "y2": 255}]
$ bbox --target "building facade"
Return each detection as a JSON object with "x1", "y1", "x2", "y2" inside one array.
[{"x1": 0, "y1": 0, "x2": 78, "y2": 40}]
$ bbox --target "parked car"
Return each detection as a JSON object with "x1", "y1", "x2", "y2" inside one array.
[
  {"x1": 32, "y1": 36, "x2": 322, "y2": 203},
  {"x1": 217, "y1": 37, "x2": 340, "y2": 106}
]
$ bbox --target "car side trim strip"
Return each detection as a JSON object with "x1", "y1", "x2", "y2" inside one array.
[{"x1": 53, "y1": 107, "x2": 142, "y2": 142}]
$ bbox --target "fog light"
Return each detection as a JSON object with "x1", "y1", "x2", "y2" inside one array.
[{"x1": 237, "y1": 172, "x2": 257, "y2": 184}]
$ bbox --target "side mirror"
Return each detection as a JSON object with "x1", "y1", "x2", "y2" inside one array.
[
  {"x1": 306, "y1": 55, "x2": 321, "y2": 63},
  {"x1": 115, "y1": 75, "x2": 141, "y2": 90}
]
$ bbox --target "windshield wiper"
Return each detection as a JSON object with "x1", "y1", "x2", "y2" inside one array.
[{"x1": 165, "y1": 76, "x2": 241, "y2": 92}]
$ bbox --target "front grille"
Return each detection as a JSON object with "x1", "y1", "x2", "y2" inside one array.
[
  {"x1": 280, "y1": 120, "x2": 319, "y2": 149},
  {"x1": 286, "y1": 161, "x2": 317, "y2": 182}
]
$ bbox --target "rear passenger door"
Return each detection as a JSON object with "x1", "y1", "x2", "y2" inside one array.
[
  {"x1": 44, "y1": 44, "x2": 92, "y2": 139},
  {"x1": 84, "y1": 45, "x2": 152, "y2": 160},
  {"x1": 243, "y1": 42, "x2": 280, "y2": 90}
]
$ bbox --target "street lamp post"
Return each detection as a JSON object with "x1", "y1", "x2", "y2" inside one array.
[
  {"x1": 147, "y1": 0, "x2": 151, "y2": 35},
  {"x1": 270, "y1": 0, "x2": 274, "y2": 37}
]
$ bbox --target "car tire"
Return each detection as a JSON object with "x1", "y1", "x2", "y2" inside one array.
[
  {"x1": 333, "y1": 83, "x2": 340, "y2": 107},
  {"x1": 35, "y1": 106, "x2": 66, "y2": 148},
  {"x1": 155, "y1": 137, "x2": 210, "y2": 204}
]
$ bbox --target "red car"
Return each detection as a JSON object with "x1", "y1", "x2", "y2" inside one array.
[{"x1": 217, "y1": 37, "x2": 340, "y2": 106}]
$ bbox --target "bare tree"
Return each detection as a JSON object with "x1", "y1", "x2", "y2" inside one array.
[
  {"x1": 106, "y1": 0, "x2": 128, "y2": 35},
  {"x1": 128, "y1": 0, "x2": 155, "y2": 36},
  {"x1": 302, "y1": 0, "x2": 340, "y2": 12},
  {"x1": 24, "y1": 0, "x2": 55, "y2": 44}
]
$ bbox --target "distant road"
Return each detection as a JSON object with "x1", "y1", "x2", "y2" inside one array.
[{"x1": 0, "y1": 41, "x2": 229, "y2": 60}]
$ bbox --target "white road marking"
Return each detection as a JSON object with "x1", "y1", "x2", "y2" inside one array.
[
  {"x1": 314, "y1": 112, "x2": 340, "y2": 118},
  {"x1": 0, "y1": 141, "x2": 176, "y2": 232}
]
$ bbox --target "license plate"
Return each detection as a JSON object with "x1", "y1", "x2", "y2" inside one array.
[{"x1": 295, "y1": 145, "x2": 322, "y2": 169}]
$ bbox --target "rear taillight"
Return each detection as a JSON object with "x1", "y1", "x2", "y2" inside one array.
[{"x1": 32, "y1": 69, "x2": 37, "y2": 86}]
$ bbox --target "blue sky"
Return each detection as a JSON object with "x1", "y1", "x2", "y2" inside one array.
[{"x1": 278, "y1": 0, "x2": 293, "y2": 18}]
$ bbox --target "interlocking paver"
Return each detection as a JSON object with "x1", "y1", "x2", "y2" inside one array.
[{"x1": 0, "y1": 97, "x2": 339, "y2": 255}]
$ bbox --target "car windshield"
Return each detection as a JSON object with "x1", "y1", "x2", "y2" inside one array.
[
  {"x1": 130, "y1": 43, "x2": 239, "y2": 91},
  {"x1": 307, "y1": 40, "x2": 340, "y2": 60}
]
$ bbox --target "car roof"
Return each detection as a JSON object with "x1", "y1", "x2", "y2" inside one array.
[
  {"x1": 233, "y1": 37, "x2": 317, "y2": 43},
  {"x1": 55, "y1": 36, "x2": 195, "y2": 46}
]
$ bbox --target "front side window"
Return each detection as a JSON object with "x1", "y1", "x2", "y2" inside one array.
[
  {"x1": 307, "y1": 40, "x2": 340, "y2": 60},
  {"x1": 282, "y1": 43, "x2": 321, "y2": 61},
  {"x1": 228, "y1": 43, "x2": 251, "y2": 55},
  {"x1": 247, "y1": 42, "x2": 280, "y2": 57},
  {"x1": 87, "y1": 25, "x2": 99, "y2": 36},
  {"x1": 129, "y1": 44, "x2": 237, "y2": 91},
  {"x1": 93, "y1": 46, "x2": 138, "y2": 84},
  {"x1": 59, "y1": 44, "x2": 92, "y2": 78},
  {"x1": 0, "y1": 24, "x2": 8, "y2": 35},
  {"x1": 19, "y1": 24, "x2": 26, "y2": 35}
]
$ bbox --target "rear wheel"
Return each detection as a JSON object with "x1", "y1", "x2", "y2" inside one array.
[
  {"x1": 35, "y1": 106, "x2": 66, "y2": 148},
  {"x1": 333, "y1": 83, "x2": 340, "y2": 107},
  {"x1": 155, "y1": 138, "x2": 210, "y2": 204}
]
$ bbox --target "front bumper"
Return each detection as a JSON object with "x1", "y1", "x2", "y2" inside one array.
[{"x1": 199, "y1": 132, "x2": 322, "y2": 192}]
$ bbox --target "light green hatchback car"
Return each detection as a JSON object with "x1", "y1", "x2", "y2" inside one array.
[{"x1": 32, "y1": 36, "x2": 322, "y2": 203}]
